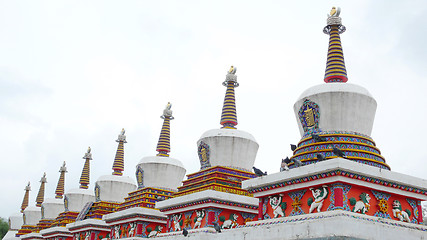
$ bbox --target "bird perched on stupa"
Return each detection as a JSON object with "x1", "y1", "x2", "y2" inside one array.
[
  {"x1": 253, "y1": 166, "x2": 267, "y2": 177},
  {"x1": 333, "y1": 147, "x2": 346, "y2": 158},
  {"x1": 213, "y1": 222, "x2": 221, "y2": 233},
  {"x1": 290, "y1": 144, "x2": 297, "y2": 151}
]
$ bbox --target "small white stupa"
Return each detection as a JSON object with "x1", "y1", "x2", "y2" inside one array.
[
  {"x1": 197, "y1": 66, "x2": 259, "y2": 171},
  {"x1": 137, "y1": 102, "x2": 186, "y2": 191},
  {"x1": 94, "y1": 129, "x2": 136, "y2": 203},
  {"x1": 64, "y1": 147, "x2": 95, "y2": 212},
  {"x1": 41, "y1": 162, "x2": 67, "y2": 221}
]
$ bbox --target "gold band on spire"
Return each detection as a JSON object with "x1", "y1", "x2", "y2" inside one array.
[
  {"x1": 36, "y1": 173, "x2": 47, "y2": 207},
  {"x1": 112, "y1": 128, "x2": 127, "y2": 175},
  {"x1": 21, "y1": 182, "x2": 31, "y2": 212},
  {"x1": 80, "y1": 147, "x2": 92, "y2": 189},
  {"x1": 220, "y1": 66, "x2": 239, "y2": 129},
  {"x1": 55, "y1": 161, "x2": 67, "y2": 199},
  {"x1": 156, "y1": 103, "x2": 174, "y2": 157}
]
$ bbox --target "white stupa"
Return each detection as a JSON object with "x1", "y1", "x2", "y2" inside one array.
[
  {"x1": 63, "y1": 147, "x2": 95, "y2": 212},
  {"x1": 94, "y1": 129, "x2": 136, "y2": 203},
  {"x1": 197, "y1": 66, "x2": 259, "y2": 172},
  {"x1": 136, "y1": 102, "x2": 186, "y2": 191},
  {"x1": 40, "y1": 162, "x2": 68, "y2": 222}
]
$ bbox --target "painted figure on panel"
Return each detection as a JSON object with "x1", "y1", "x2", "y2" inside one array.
[
  {"x1": 220, "y1": 213, "x2": 239, "y2": 229},
  {"x1": 392, "y1": 200, "x2": 411, "y2": 222},
  {"x1": 269, "y1": 194, "x2": 286, "y2": 218},
  {"x1": 350, "y1": 192, "x2": 371, "y2": 214},
  {"x1": 193, "y1": 209, "x2": 205, "y2": 228},
  {"x1": 172, "y1": 213, "x2": 183, "y2": 231},
  {"x1": 308, "y1": 185, "x2": 328, "y2": 213},
  {"x1": 147, "y1": 225, "x2": 163, "y2": 238}
]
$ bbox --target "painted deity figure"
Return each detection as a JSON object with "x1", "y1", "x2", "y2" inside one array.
[
  {"x1": 269, "y1": 195, "x2": 285, "y2": 218},
  {"x1": 350, "y1": 193, "x2": 371, "y2": 214},
  {"x1": 193, "y1": 209, "x2": 205, "y2": 228},
  {"x1": 221, "y1": 213, "x2": 239, "y2": 229},
  {"x1": 308, "y1": 185, "x2": 329, "y2": 213},
  {"x1": 128, "y1": 223, "x2": 136, "y2": 237},
  {"x1": 147, "y1": 226, "x2": 163, "y2": 238},
  {"x1": 113, "y1": 225, "x2": 120, "y2": 239},
  {"x1": 392, "y1": 200, "x2": 411, "y2": 222},
  {"x1": 172, "y1": 213, "x2": 182, "y2": 231}
]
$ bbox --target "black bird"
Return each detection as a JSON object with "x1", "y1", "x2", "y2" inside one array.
[
  {"x1": 290, "y1": 144, "x2": 297, "y2": 151},
  {"x1": 213, "y1": 222, "x2": 221, "y2": 233},
  {"x1": 292, "y1": 158, "x2": 303, "y2": 167},
  {"x1": 332, "y1": 147, "x2": 346, "y2": 158},
  {"x1": 253, "y1": 166, "x2": 267, "y2": 176},
  {"x1": 280, "y1": 158, "x2": 290, "y2": 172},
  {"x1": 282, "y1": 157, "x2": 291, "y2": 164},
  {"x1": 316, "y1": 153, "x2": 326, "y2": 161},
  {"x1": 182, "y1": 228, "x2": 188, "y2": 237},
  {"x1": 312, "y1": 134, "x2": 327, "y2": 143}
]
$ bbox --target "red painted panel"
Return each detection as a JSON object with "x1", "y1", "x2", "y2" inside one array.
[
  {"x1": 208, "y1": 211, "x2": 215, "y2": 224},
  {"x1": 137, "y1": 223, "x2": 142, "y2": 235},
  {"x1": 334, "y1": 187, "x2": 343, "y2": 207}
]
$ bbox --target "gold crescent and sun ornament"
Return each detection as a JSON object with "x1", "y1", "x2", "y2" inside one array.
[
  {"x1": 228, "y1": 65, "x2": 237, "y2": 74},
  {"x1": 328, "y1": 6, "x2": 341, "y2": 17}
]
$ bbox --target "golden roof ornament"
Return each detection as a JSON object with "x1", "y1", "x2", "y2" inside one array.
[
  {"x1": 116, "y1": 128, "x2": 127, "y2": 142},
  {"x1": 161, "y1": 102, "x2": 174, "y2": 119},
  {"x1": 83, "y1": 146, "x2": 93, "y2": 160},
  {"x1": 326, "y1": 6, "x2": 342, "y2": 26}
]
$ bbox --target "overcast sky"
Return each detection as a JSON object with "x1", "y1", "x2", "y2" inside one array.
[{"x1": 1, "y1": 1, "x2": 426, "y2": 219}]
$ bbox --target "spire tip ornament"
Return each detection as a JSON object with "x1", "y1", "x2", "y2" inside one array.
[{"x1": 161, "y1": 102, "x2": 174, "y2": 120}]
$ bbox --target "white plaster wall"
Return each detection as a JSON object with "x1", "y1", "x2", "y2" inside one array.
[
  {"x1": 96, "y1": 175, "x2": 136, "y2": 203},
  {"x1": 65, "y1": 188, "x2": 95, "y2": 212},
  {"x1": 197, "y1": 129, "x2": 258, "y2": 171},
  {"x1": 137, "y1": 156, "x2": 186, "y2": 191},
  {"x1": 3, "y1": 230, "x2": 19, "y2": 240},
  {"x1": 294, "y1": 83, "x2": 377, "y2": 137},
  {"x1": 8, "y1": 212, "x2": 23, "y2": 230},
  {"x1": 23, "y1": 206, "x2": 41, "y2": 225},
  {"x1": 42, "y1": 198, "x2": 64, "y2": 219}
]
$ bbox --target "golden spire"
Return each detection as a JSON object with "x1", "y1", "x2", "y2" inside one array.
[
  {"x1": 55, "y1": 161, "x2": 67, "y2": 199},
  {"x1": 323, "y1": 6, "x2": 348, "y2": 83},
  {"x1": 79, "y1": 147, "x2": 92, "y2": 189},
  {"x1": 112, "y1": 128, "x2": 127, "y2": 175},
  {"x1": 36, "y1": 173, "x2": 47, "y2": 207},
  {"x1": 156, "y1": 103, "x2": 174, "y2": 157},
  {"x1": 220, "y1": 66, "x2": 239, "y2": 129},
  {"x1": 20, "y1": 182, "x2": 31, "y2": 212}
]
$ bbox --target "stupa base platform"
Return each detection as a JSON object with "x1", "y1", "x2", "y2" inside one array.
[
  {"x1": 16, "y1": 225, "x2": 38, "y2": 236},
  {"x1": 20, "y1": 232, "x2": 43, "y2": 240},
  {"x1": 155, "y1": 210, "x2": 427, "y2": 239},
  {"x1": 157, "y1": 190, "x2": 258, "y2": 232},
  {"x1": 67, "y1": 219, "x2": 110, "y2": 240},
  {"x1": 243, "y1": 158, "x2": 427, "y2": 223},
  {"x1": 103, "y1": 207, "x2": 167, "y2": 238},
  {"x1": 52, "y1": 211, "x2": 79, "y2": 227},
  {"x1": 40, "y1": 226, "x2": 73, "y2": 240}
]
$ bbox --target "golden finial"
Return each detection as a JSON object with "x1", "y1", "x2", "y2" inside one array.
[
  {"x1": 330, "y1": 7, "x2": 336, "y2": 16},
  {"x1": 228, "y1": 66, "x2": 237, "y2": 74}
]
